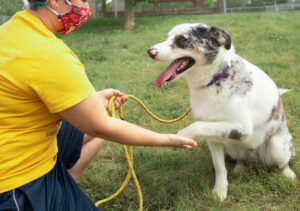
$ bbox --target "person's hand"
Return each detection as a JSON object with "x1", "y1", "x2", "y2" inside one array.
[
  {"x1": 97, "y1": 89, "x2": 128, "y2": 109},
  {"x1": 165, "y1": 134, "x2": 197, "y2": 149}
]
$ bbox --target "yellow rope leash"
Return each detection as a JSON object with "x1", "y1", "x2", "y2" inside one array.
[{"x1": 95, "y1": 95, "x2": 191, "y2": 210}]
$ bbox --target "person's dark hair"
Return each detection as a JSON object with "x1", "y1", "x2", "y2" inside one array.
[
  {"x1": 28, "y1": 0, "x2": 47, "y2": 2},
  {"x1": 28, "y1": 0, "x2": 48, "y2": 10}
]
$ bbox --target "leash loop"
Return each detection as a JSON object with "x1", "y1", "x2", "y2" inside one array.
[{"x1": 95, "y1": 94, "x2": 191, "y2": 210}]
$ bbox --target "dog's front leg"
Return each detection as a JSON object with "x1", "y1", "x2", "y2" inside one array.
[
  {"x1": 177, "y1": 121, "x2": 249, "y2": 141},
  {"x1": 177, "y1": 121, "x2": 249, "y2": 201},
  {"x1": 207, "y1": 141, "x2": 228, "y2": 201}
]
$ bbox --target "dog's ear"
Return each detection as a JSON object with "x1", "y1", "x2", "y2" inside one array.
[{"x1": 207, "y1": 26, "x2": 231, "y2": 50}]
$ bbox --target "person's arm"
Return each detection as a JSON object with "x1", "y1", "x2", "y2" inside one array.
[{"x1": 59, "y1": 91, "x2": 197, "y2": 149}]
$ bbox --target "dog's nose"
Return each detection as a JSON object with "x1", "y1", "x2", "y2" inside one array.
[{"x1": 147, "y1": 48, "x2": 157, "y2": 59}]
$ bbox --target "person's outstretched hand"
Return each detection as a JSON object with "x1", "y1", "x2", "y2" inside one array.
[
  {"x1": 97, "y1": 89, "x2": 128, "y2": 109},
  {"x1": 165, "y1": 134, "x2": 197, "y2": 149}
]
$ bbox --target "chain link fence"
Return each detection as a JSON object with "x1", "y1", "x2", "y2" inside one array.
[
  {"x1": 99, "y1": 0, "x2": 300, "y2": 17},
  {"x1": 0, "y1": 0, "x2": 299, "y2": 23}
]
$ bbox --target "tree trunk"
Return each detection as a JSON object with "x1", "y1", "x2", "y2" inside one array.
[
  {"x1": 89, "y1": 0, "x2": 99, "y2": 18},
  {"x1": 125, "y1": 0, "x2": 135, "y2": 31}
]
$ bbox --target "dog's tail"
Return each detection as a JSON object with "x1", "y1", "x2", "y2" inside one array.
[{"x1": 278, "y1": 88, "x2": 291, "y2": 95}]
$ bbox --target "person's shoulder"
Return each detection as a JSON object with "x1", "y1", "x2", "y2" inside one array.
[{"x1": 0, "y1": 10, "x2": 67, "y2": 59}]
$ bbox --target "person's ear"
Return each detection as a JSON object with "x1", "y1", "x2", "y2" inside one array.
[{"x1": 47, "y1": 0, "x2": 59, "y2": 9}]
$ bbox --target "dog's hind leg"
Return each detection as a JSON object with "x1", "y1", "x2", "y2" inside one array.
[
  {"x1": 207, "y1": 141, "x2": 228, "y2": 201},
  {"x1": 282, "y1": 165, "x2": 296, "y2": 180},
  {"x1": 233, "y1": 160, "x2": 245, "y2": 174},
  {"x1": 263, "y1": 132, "x2": 296, "y2": 180}
]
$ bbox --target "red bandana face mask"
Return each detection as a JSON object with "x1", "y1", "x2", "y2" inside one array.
[{"x1": 47, "y1": 0, "x2": 93, "y2": 34}]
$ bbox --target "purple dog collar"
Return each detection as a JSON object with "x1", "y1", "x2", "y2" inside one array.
[{"x1": 206, "y1": 66, "x2": 229, "y2": 87}]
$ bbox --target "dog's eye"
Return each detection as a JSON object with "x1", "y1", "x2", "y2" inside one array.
[
  {"x1": 175, "y1": 36, "x2": 189, "y2": 49},
  {"x1": 178, "y1": 36, "x2": 187, "y2": 42}
]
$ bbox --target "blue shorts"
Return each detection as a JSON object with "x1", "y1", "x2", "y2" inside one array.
[{"x1": 0, "y1": 120, "x2": 99, "y2": 211}]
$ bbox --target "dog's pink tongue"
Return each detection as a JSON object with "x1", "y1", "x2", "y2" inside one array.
[{"x1": 155, "y1": 59, "x2": 183, "y2": 88}]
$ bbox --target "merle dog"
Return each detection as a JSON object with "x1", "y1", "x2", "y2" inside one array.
[{"x1": 147, "y1": 23, "x2": 296, "y2": 201}]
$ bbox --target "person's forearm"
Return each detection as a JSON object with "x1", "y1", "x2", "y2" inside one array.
[
  {"x1": 94, "y1": 117, "x2": 169, "y2": 146},
  {"x1": 59, "y1": 92, "x2": 196, "y2": 148}
]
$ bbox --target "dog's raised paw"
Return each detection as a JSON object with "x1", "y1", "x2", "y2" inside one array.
[
  {"x1": 212, "y1": 185, "x2": 228, "y2": 201},
  {"x1": 177, "y1": 128, "x2": 193, "y2": 139},
  {"x1": 177, "y1": 123, "x2": 199, "y2": 139}
]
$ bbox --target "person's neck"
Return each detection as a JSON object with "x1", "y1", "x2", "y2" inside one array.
[{"x1": 27, "y1": 7, "x2": 60, "y2": 34}]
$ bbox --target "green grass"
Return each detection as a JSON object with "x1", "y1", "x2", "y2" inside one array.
[{"x1": 61, "y1": 12, "x2": 300, "y2": 210}]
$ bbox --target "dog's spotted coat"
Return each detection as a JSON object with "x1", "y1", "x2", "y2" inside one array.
[{"x1": 148, "y1": 23, "x2": 296, "y2": 201}]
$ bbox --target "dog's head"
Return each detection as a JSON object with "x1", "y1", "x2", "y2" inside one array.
[{"x1": 148, "y1": 23, "x2": 231, "y2": 88}]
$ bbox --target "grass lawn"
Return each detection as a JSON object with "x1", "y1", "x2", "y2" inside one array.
[{"x1": 61, "y1": 11, "x2": 300, "y2": 210}]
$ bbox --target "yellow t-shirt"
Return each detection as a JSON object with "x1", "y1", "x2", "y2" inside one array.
[{"x1": 0, "y1": 10, "x2": 95, "y2": 193}]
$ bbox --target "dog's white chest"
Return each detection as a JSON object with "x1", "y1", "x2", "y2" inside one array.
[{"x1": 189, "y1": 88, "x2": 229, "y2": 121}]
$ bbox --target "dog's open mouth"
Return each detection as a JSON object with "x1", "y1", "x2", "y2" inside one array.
[{"x1": 155, "y1": 57, "x2": 195, "y2": 88}]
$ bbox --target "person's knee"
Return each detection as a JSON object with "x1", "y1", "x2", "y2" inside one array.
[
  {"x1": 82, "y1": 134, "x2": 104, "y2": 145},
  {"x1": 87, "y1": 137, "x2": 104, "y2": 149}
]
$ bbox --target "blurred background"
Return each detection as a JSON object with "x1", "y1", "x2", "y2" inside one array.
[{"x1": 0, "y1": 0, "x2": 299, "y2": 23}]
